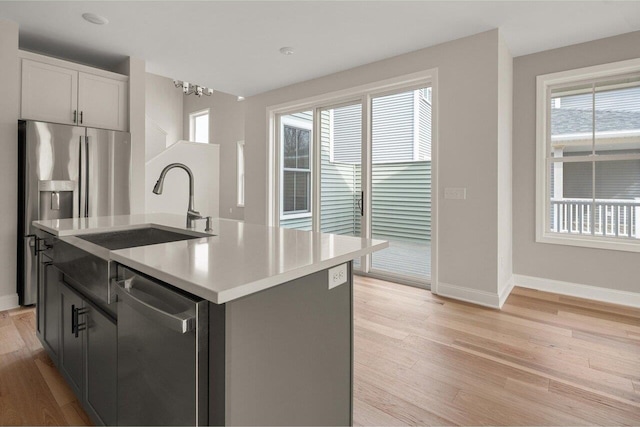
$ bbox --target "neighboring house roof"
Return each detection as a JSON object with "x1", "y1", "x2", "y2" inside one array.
[{"x1": 551, "y1": 108, "x2": 640, "y2": 135}]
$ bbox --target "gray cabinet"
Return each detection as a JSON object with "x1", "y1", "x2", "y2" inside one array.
[
  {"x1": 60, "y1": 282, "x2": 85, "y2": 396},
  {"x1": 56, "y1": 279, "x2": 117, "y2": 426},
  {"x1": 43, "y1": 262, "x2": 61, "y2": 360},
  {"x1": 85, "y1": 304, "x2": 117, "y2": 426}
]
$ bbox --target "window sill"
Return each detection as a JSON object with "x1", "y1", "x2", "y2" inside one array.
[
  {"x1": 537, "y1": 232, "x2": 640, "y2": 253},
  {"x1": 281, "y1": 212, "x2": 312, "y2": 220}
]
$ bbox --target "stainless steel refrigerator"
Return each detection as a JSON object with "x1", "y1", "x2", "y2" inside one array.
[{"x1": 18, "y1": 120, "x2": 131, "y2": 305}]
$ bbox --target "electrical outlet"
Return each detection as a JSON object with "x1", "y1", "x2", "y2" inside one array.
[{"x1": 328, "y1": 263, "x2": 348, "y2": 289}]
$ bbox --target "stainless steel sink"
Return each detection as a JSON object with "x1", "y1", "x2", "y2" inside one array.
[
  {"x1": 51, "y1": 227, "x2": 211, "y2": 315},
  {"x1": 76, "y1": 226, "x2": 210, "y2": 250}
]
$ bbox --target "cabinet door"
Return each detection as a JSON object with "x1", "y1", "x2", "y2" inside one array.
[
  {"x1": 21, "y1": 59, "x2": 78, "y2": 125},
  {"x1": 78, "y1": 72, "x2": 128, "y2": 131},
  {"x1": 85, "y1": 304, "x2": 117, "y2": 426},
  {"x1": 60, "y1": 282, "x2": 84, "y2": 396},
  {"x1": 42, "y1": 263, "x2": 61, "y2": 360}
]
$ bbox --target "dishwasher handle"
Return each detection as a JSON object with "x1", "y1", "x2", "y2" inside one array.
[{"x1": 113, "y1": 278, "x2": 196, "y2": 334}]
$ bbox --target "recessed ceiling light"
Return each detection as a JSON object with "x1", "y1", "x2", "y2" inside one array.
[
  {"x1": 279, "y1": 47, "x2": 294, "y2": 56},
  {"x1": 82, "y1": 13, "x2": 109, "y2": 25}
]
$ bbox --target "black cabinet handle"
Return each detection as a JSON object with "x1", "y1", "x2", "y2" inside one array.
[
  {"x1": 72, "y1": 305, "x2": 88, "y2": 338},
  {"x1": 71, "y1": 304, "x2": 77, "y2": 335}
]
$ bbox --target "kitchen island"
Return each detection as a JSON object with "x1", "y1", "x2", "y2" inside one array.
[{"x1": 33, "y1": 214, "x2": 387, "y2": 426}]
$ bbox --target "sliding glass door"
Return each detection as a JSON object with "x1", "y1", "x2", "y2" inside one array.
[
  {"x1": 276, "y1": 84, "x2": 433, "y2": 286},
  {"x1": 319, "y1": 103, "x2": 363, "y2": 270},
  {"x1": 370, "y1": 88, "x2": 432, "y2": 283}
]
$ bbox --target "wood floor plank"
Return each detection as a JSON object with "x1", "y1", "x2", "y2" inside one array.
[
  {"x1": 35, "y1": 356, "x2": 76, "y2": 407},
  {"x1": 60, "y1": 400, "x2": 93, "y2": 426},
  {"x1": 0, "y1": 348, "x2": 68, "y2": 426},
  {"x1": 12, "y1": 311, "x2": 43, "y2": 354},
  {"x1": 353, "y1": 397, "x2": 406, "y2": 426},
  {"x1": 0, "y1": 322, "x2": 27, "y2": 356}
]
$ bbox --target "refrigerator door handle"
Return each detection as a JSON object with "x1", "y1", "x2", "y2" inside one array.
[
  {"x1": 25, "y1": 234, "x2": 37, "y2": 257},
  {"x1": 79, "y1": 135, "x2": 85, "y2": 218},
  {"x1": 84, "y1": 136, "x2": 90, "y2": 218}
]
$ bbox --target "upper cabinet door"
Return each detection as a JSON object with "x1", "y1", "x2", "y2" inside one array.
[
  {"x1": 78, "y1": 72, "x2": 128, "y2": 131},
  {"x1": 21, "y1": 59, "x2": 78, "y2": 125}
]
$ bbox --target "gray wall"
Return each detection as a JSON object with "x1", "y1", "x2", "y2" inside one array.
[
  {"x1": 245, "y1": 29, "x2": 510, "y2": 299},
  {"x1": 0, "y1": 20, "x2": 19, "y2": 310},
  {"x1": 183, "y1": 91, "x2": 245, "y2": 220},
  {"x1": 513, "y1": 30, "x2": 640, "y2": 293}
]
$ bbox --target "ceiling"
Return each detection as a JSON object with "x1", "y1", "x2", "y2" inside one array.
[{"x1": 1, "y1": 1, "x2": 640, "y2": 97}]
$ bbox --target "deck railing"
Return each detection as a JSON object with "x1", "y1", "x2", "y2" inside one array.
[{"x1": 550, "y1": 198, "x2": 640, "y2": 238}]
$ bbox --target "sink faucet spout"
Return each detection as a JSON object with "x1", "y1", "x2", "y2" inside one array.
[{"x1": 152, "y1": 163, "x2": 203, "y2": 228}]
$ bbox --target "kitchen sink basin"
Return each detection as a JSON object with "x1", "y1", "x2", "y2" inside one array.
[{"x1": 76, "y1": 226, "x2": 211, "y2": 250}]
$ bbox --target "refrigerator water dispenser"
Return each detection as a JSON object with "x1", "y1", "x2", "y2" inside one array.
[{"x1": 38, "y1": 180, "x2": 78, "y2": 220}]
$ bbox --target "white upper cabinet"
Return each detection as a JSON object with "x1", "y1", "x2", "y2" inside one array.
[
  {"x1": 21, "y1": 59, "x2": 78, "y2": 125},
  {"x1": 78, "y1": 72, "x2": 128, "y2": 131},
  {"x1": 20, "y1": 55, "x2": 129, "y2": 131}
]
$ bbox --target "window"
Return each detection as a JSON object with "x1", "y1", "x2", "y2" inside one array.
[
  {"x1": 280, "y1": 114, "x2": 312, "y2": 218},
  {"x1": 189, "y1": 109, "x2": 209, "y2": 143},
  {"x1": 237, "y1": 141, "x2": 245, "y2": 207},
  {"x1": 537, "y1": 59, "x2": 640, "y2": 252}
]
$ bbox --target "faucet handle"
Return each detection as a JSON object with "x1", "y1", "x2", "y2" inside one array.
[{"x1": 191, "y1": 215, "x2": 213, "y2": 232}]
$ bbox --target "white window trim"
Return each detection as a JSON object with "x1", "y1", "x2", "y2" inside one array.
[
  {"x1": 237, "y1": 140, "x2": 245, "y2": 207},
  {"x1": 280, "y1": 115, "x2": 313, "y2": 219},
  {"x1": 189, "y1": 108, "x2": 210, "y2": 143},
  {"x1": 536, "y1": 57, "x2": 640, "y2": 253}
]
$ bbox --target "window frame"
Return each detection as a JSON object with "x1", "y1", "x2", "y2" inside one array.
[
  {"x1": 536, "y1": 58, "x2": 640, "y2": 253},
  {"x1": 189, "y1": 108, "x2": 210, "y2": 143},
  {"x1": 280, "y1": 115, "x2": 313, "y2": 219}
]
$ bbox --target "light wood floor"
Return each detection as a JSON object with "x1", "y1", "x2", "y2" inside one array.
[
  {"x1": 1, "y1": 277, "x2": 639, "y2": 426},
  {"x1": 0, "y1": 307, "x2": 92, "y2": 425}
]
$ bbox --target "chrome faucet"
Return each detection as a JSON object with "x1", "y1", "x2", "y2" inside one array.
[{"x1": 152, "y1": 163, "x2": 203, "y2": 228}]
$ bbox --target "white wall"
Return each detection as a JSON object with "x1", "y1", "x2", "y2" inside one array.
[
  {"x1": 0, "y1": 20, "x2": 20, "y2": 310},
  {"x1": 145, "y1": 73, "x2": 183, "y2": 161},
  {"x1": 244, "y1": 29, "x2": 510, "y2": 305},
  {"x1": 497, "y1": 34, "x2": 514, "y2": 303},
  {"x1": 513, "y1": 30, "x2": 640, "y2": 294},
  {"x1": 183, "y1": 91, "x2": 245, "y2": 220},
  {"x1": 146, "y1": 141, "x2": 219, "y2": 220},
  {"x1": 116, "y1": 57, "x2": 146, "y2": 214}
]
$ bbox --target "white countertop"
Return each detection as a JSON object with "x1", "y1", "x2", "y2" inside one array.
[{"x1": 33, "y1": 213, "x2": 388, "y2": 304}]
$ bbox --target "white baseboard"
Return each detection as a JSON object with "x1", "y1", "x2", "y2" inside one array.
[
  {"x1": 498, "y1": 276, "x2": 515, "y2": 308},
  {"x1": 0, "y1": 293, "x2": 19, "y2": 312},
  {"x1": 513, "y1": 274, "x2": 640, "y2": 309},
  {"x1": 437, "y1": 282, "x2": 501, "y2": 309}
]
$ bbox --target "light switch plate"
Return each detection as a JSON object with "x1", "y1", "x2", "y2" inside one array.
[
  {"x1": 444, "y1": 187, "x2": 467, "y2": 200},
  {"x1": 328, "y1": 263, "x2": 348, "y2": 289}
]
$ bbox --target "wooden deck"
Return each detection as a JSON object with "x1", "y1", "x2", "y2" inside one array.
[{"x1": 370, "y1": 237, "x2": 431, "y2": 280}]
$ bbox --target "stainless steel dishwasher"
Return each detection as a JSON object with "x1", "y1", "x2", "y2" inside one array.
[{"x1": 115, "y1": 266, "x2": 208, "y2": 426}]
